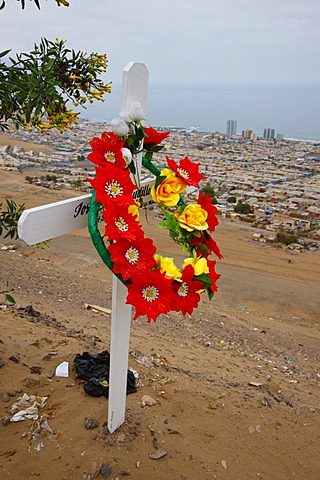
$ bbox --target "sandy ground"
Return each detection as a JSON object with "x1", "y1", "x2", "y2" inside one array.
[{"x1": 0, "y1": 169, "x2": 320, "y2": 480}]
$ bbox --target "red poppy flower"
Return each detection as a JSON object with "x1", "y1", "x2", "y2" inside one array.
[
  {"x1": 88, "y1": 165, "x2": 137, "y2": 207},
  {"x1": 88, "y1": 132, "x2": 126, "y2": 168},
  {"x1": 144, "y1": 127, "x2": 170, "y2": 146},
  {"x1": 103, "y1": 205, "x2": 142, "y2": 242},
  {"x1": 206, "y1": 259, "x2": 220, "y2": 293},
  {"x1": 126, "y1": 269, "x2": 173, "y2": 322},
  {"x1": 166, "y1": 156, "x2": 206, "y2": 187},
  {"x1": 190, "y1": 231, "x2": 223, "y2": 260},
  {"x1": 197, "y1": 191, "x2": 219, "y2": 232},
  {"x1": 171, "y1": 265, "x2": 205, "y2": 316},
  {"x1": 108, "y1": 237, "x2": 157, "y2": 280}
]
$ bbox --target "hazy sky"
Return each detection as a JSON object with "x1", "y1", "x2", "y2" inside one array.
[
  {"x1": 1, "y1": 0, "x2": 319, "y2": 86},
  {"x1": 1, "y1": 0, "x2": 319, "y2": 136}
]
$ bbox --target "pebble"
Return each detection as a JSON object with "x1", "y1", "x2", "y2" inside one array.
[
  {"x1": 90, "y1": 462, "x2": 102, "y2": 478},
  {"x1": 9, "y1": 354, "x2": 20, "y2": 363},
  {"x1": 2, "y1": 417, "x2": 11, "y2": 426},
  {"x1": 1, "y1": 393, "x2": 10, "y2": 402},
  {"x1": 100, "y1": 464, "x2": 112, "y2": 479},
  {"x1": 0, "y1": 357, "x2": 4, "y2": 368},
  {"x1": 149, "y1": 449, "x2": 167, "y2": 460},
  {"x1": 117, "y1": 433, "x2": 126, "y2": 444},
  {"x1": 84, "y1": 417, "x2": 99, "y2": 430},
  {"x1": 24, "y1": 375, "x2": 40, "y2": 388},
  {"x1": 140, "y1": 394, "x2": 157, "y2": 407}
]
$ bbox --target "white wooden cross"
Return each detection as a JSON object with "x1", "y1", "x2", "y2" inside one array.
[{"x1": 18, "y1": 62, "x2": 150, "y2": 433}]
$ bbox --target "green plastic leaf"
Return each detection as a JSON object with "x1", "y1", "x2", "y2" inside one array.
[
  {"x1": 194, "y1": 273, "x2": 212, "y2": 289},
  {"x1": 128, "y1": 160, "x2": 136, "y2": 175},
  {"x1": 207, "y1": 289, "x2": 215, "y2": 301},
  {"x1": 155, "y1": 175, "x2": 166, "y2": 189}
]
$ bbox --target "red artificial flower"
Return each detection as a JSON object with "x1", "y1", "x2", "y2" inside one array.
[
  {"x1": 88, "y1": 164, "x2": 136, "y2": 207},
  {"x1": 166, "y1": 156, "x2": 206, "y2": 188},
  {"x1": 197, "y1": 191, "x2": 219, "y2": 232},
  {"x1": 103, "y1": 205, "x2": 142, "y2": 242},
  {"x1": 206, "y1": 259, "x2": 220, "y2": 293},
  {"x1": 144, "y1": 127, "x2": 170, "y2": 146},
  {"x1": 190, "y1": 231, "x2": 223, "y2": 260},
  {"x1": 126, "y1": 269, "x2": 173, "y2": 322},
  {"x1": 87, "y1": 131, "x2": 126, "y2": 168},
  {"x1": 171, "y1": 265, "x2": 205, "y2": 316},
  {"x1": 108, "y1": 236, "x2": 157, "y2": 281}
]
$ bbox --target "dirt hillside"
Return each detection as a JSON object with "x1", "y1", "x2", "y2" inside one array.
[{"x1": 0, "y1": 170, "x2": 319, "y2": 480}]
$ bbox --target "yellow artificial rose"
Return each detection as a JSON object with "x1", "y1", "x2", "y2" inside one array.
[
  {"x1": 175, "y1": 204, "x2": 208, "y2": 232},
  {"x1": 155, "y1": 254, "x2": 182, "y2": 280},
  {"x1": 183, "y1": 256, "x2": 209, "y2": 276},
  {"x1": 151, "y1": 168, "x2": 186, "y2": 207}
]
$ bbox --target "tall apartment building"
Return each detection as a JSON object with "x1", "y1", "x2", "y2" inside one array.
[
  {"x1": 276, "y1": 132, "x2": 284, "y2": 142},
  {"x1": 263, "y1": 128, "x2": 275, "y2": 140},
  {"x1": 242, "y1": 129, "x2": 257, "y2": 141},
  {"x1": 227, "y1": 120, "x2": 237, "y2": 136}
]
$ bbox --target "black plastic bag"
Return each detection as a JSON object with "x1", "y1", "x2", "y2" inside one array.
[{"x1": 74, "y1": 350, "x2": 137, "y2": 398}]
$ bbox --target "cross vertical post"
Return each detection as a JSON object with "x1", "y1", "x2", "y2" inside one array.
[{"x1": 107, "y1": 62, "x2": 149, "y2": 433}]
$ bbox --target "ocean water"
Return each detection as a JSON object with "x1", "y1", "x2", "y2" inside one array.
[{"x1": 82, "y1": 83, "x2": 320, "y2": 142}]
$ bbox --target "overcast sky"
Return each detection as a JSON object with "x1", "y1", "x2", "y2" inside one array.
[
  {"x1": 1, "y1": 0, "x2": 319, "y2": 135},
  {"x1": 1, "y1": 0, "x2": 319, "y2": 87}
]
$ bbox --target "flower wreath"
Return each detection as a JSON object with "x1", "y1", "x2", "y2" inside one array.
[{"x1": 87, "y1": 102, "x2": 222, "y2": 322}]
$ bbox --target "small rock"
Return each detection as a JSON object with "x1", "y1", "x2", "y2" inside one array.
[
  {"x1": 248, "y1": 381, "x2": 263, "y2": 387},
  {"x1": 119, "y1": 471, "x2": 130, "y2": 476},
  {"x1": 43, "y1": 353, "x2": 55, "y2": 361},
  {"x1": 84, "y1": 417, "x2": 99, "y2": 430},
  {"x1": 2, "y1": 417, "x2": 11, "y2": 426},
  {"x1": 24, "y1": 305, "x2": 40, "y2": 317},
  {"x1": 100, "y1": 464, "x2": 112, "y2": 479},
  {"x1": 1, "y1": 393, "x2": 10, "y2": 402},
  {"x1": 0, "y1": 357, "x2": 4, "y2": 368},
  {"x1": 24, "y1": 375, "x2": 40, "y2": 388},
  {"x1": 221, "y1": 460, "x2": 227, "y2": 469},
  {"x1": 9, "y1": 354, "x2": 20, "y2": 363},
  {"x1": 117, "y1": 433, "x2": 126, "y2": 444},
  {"x1": 90, "y1": 461, "x2": 102, "y2": 479},
  {"x1": 140, "y1": 395, "x2": 157, "y2": 407},
  {"x1": 136, "y1": 461, "x2": 140, "y2": 468},
  {"x1": 7, "y1": 390, "x2": 17, "y2": 397},
  {"x1": 248, "y1": 426, "x2": 255, "y2": 434},
  {"x1": 149, "y1": 449, "x2": 167, "y2": 460}
]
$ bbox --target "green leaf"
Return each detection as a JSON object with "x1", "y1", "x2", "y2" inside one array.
[
  {"x1": 194, "y1": 273, "x2": 212, "y2": 289},
  {"x1": 0, "y1": 49, "x2": 11, "y2": 58},
  {"x1": 207, "y1": 289, "x2": 215, "y2": 301},
  {"x1": 155, "y1": 175, "x2": 166, "y2": 189},
  {"x1": 5, "y1": 294, "x2": 15, "y2": 304},
  {"x1": 128, "y1": 160, "x2": 136, "y2": 175},
  {"x1": 144, "y1": 151, "x2": 153, "y2": 161}
]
